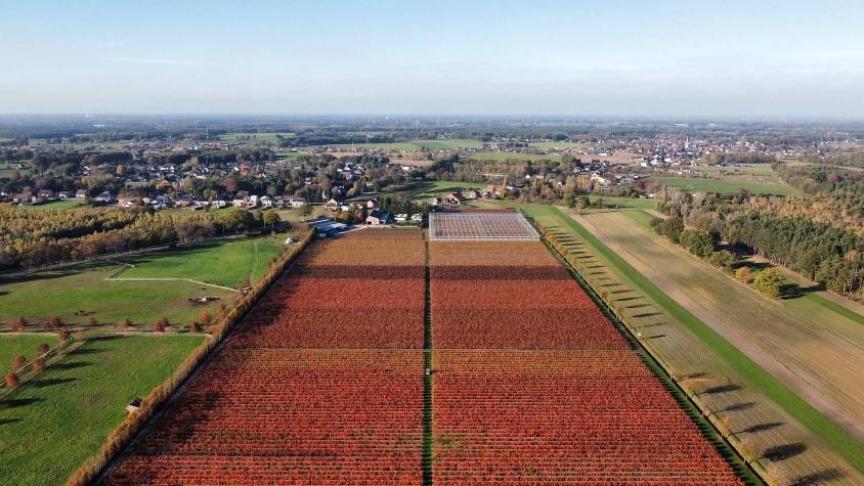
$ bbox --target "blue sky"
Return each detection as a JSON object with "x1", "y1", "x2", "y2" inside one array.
[{"x1": 1, "y1": 0, "x2": 863, "y2": 117}]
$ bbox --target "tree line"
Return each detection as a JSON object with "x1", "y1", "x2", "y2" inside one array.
[
  {"x1": 0, "y1": 206, "x2": 282, "y2": 270},
  {"x1": 655, "y1": 187, "x2": 864, "y2": 298}
]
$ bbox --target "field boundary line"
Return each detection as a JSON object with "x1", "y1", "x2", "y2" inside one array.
[
  {"x1": 103, "y1": 276, "x2": 239, "y2": 293},
  {"x1": 529, "y1": 209, "x2": 764, "y2": 485},
  {"x1": 0, "y1": 339, "x2": 84, "y2": 397},
  {"x1": 542, "y1": 205, "x2": 864, "y2": 477},
  {"x1": 422, "y1": 235, "x2": 434, "y2": 486},
  {"x1": 584, "y1": 208, "x2": 864, "y2": 442},
  {"x1": 79, "y1": 229, "x2": 316, "y2": 486}
]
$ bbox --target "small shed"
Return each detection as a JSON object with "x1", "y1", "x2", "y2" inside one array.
[{"x1": 126, "y1": 398, "x2": 143, "y2": 414}]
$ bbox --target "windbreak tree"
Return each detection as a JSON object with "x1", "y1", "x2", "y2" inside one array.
[{"x1": 754, "y1": 268, "x2": 785, "y2": 299}]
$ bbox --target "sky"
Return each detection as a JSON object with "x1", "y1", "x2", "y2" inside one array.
[{"x1": 1, "y1": 0, "x2": 863, "y2": 118}]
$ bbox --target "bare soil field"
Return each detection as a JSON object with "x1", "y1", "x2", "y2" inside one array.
[
  {"x1": 576, "y1": 210, "x2": 864, "y2": 441},
  {"x1": 524, "y1": 204, "x2": 864, "y2": 484}
]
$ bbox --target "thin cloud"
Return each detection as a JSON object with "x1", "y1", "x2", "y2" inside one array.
[{"x1": 105, "y1": 57, "x2": 212, "y2": 66}]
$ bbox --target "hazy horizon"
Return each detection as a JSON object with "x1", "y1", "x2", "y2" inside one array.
[{"x1": 2, "y1": 0, "x2": 863, "y2": 118}]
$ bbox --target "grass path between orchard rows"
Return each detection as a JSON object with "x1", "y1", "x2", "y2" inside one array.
[{"x1": 532, "y1": 205, "x2": 864, "y2": 474}]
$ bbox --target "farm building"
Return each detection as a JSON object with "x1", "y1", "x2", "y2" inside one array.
[
  {"x1": 429, "y1": 211, "x2": 540, "y2": 241},
  {"x1": 311, "y1": 218, "x2": 349, "y2": 236},
  {"x1": 366, "y1": 210, "x2": 393, "y2": 225}
]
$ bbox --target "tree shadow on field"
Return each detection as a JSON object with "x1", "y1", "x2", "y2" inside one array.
[
  {"x1": 69, "y1": 347, "x2": 106, "y2": 356},
  {"x1": 762, "y1": 442, "x2": 806, "y2": 462},
  {"x1": 124, "y1": 243, "x2": 217, "y2": 267},
  {"x1": 639, "y1": 322, "x2": 666, "y2": 329},
  {"x1": 780, "y1": 283, "x2": 821, "y2": 301},
  {"x1": 52, "y1": 361, "x2": 92, "y2": 371},
  {"x1": 87, "y1": 334, "x2": 123, "y2": 343},
  {"x1": 0, "y1": 397, "x2": 44, "y2": 409},
  {"x1": 0, "y1": 259, "x2": 123, "y2": 284},
  {"x1": 683, "y1": 371, "x2": 708, "y2": 379},
  {"x1": 625, "y1": 303, "x2": 653, "y2": 310},
  {"x1": 737, "y1": 421, "x2": 784, "y2": 434},
  {"x1": 703, "y1": 383, "x2": 743, "y2": 394},
  {"x1": 30, "y1": 377, "x2": 77, "y2": 388},
  {"x1": 0, "y1": 417, "x2": 22, "y2": 426},
  {"x1": 734, "y1": 260, "x2": 771, "y2": 272},
  {"x1": 717, "y1": 401, "x2": 755, "y2": 413},
  {"x1": 790, "y1": 468, "x2": 844, "y2": 486}
]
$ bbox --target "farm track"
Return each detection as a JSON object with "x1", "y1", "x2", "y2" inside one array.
[
  {"x1": 576, "y1": 210, "x2": 864, "y2": 441},
  {"x1": 104, "y1": 276, "x2": 240, "y2": 293},
  {"x1": 533, "y1": 205, "x2": 864, "y2": 484}
]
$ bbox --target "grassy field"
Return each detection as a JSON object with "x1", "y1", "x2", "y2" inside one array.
[
  {"x1": 0, "y1": 334, "x2": 60, "y2": 376},
  {"x1": 311, "y1": 139, "x2": 483, "y2": 152},
  {"x1": 0, "y1": 236, "x2": 283, "y2": 328},
  {"x1": 0, "y1": 266, "x2": 233, "y2": 327},
  {"x1": 694, "y1": 164, "x2": 778, "y2": 176},
  {"x1": 570, "y1": 207, "x2": 864, "y2": 474},
  {"x1": 650, "y1": 176, "x2": 793, "y2": 195},
  {"x1": 220, "y1": 132, "x2": 295, "y2": 142},
  {"x1": 18, "y1": 199, "x2": 86, "y2": 211},
  {"x1": 0, "y1": 334, "x2": 203, "y2": 485},
  {"x1": 402, "y1": 180, "x2": 485, "y2": 200},
  {"x1": 117, "y1": 236, "x2": 282, "y2": 287},
  {"x1": 578, "y1": 195, "x2": 657, "y2": 212},
  {"x1": 465, "y1": 151, "x2": 561, "y2": 162},
  {"x1": 527, "y1": 141, "x2": 586, "y2": 150},
  {"x1": 275, "y1": 205, "x2": 328, "y2": 223}
]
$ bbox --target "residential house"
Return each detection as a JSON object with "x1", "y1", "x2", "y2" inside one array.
[
  {"x1": 444, "y1": 192, "x2": 463, "y2": 205},
  {"x1": 93, "y1": 191, "x2": 115, "y2": 204},
  {"x1": 118, "y1": 196, "x2": 141, "y2": 208},
  {"x1": 286, "y1": 197, "x2": 306, "y2": 209},
  {"x1": 365, "y1": 210, "x2": 392, "y2": 225},
  {"x1": 36, "y1": 189, "x2": 55, "y2": 202}
]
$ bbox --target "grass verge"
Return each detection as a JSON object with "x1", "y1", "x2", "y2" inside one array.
[
  {"x1": 542, "y1": 205, "x2": 864, "y2": 474},
  {"x1": 0, "y1": 335, "x2": 203, "y2": 486}
]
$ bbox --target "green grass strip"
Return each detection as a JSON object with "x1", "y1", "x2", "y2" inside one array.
[
  {"x1": 541, "y1": 235, "x2": 762, "y2": 485},
  {"x1": 544, "y1": 205, "x2": 864, "y2": 474},
  {"x1": 806, "y1": 293, "x2": 864, "y2": 327}
]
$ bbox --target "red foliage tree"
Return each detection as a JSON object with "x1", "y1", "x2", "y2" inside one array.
[
  {"x1": 47, "y1": 315, "x2": 64, "y2": 329},
  {"x1": 32, "y1": 357, "x2": 45, "y2": 374},
  {"x1": 4, "y1": 372, "x2": 19, "y2": 389},
  {"x1": 154, "y1": 318, "x2": 169, "y2": 333},
  {"x1": 11, "y1": 355, "x2": 27, "y2": 372},
  {"x1": 11, "y1": 317, "x2": 28, "y2": 332}
]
